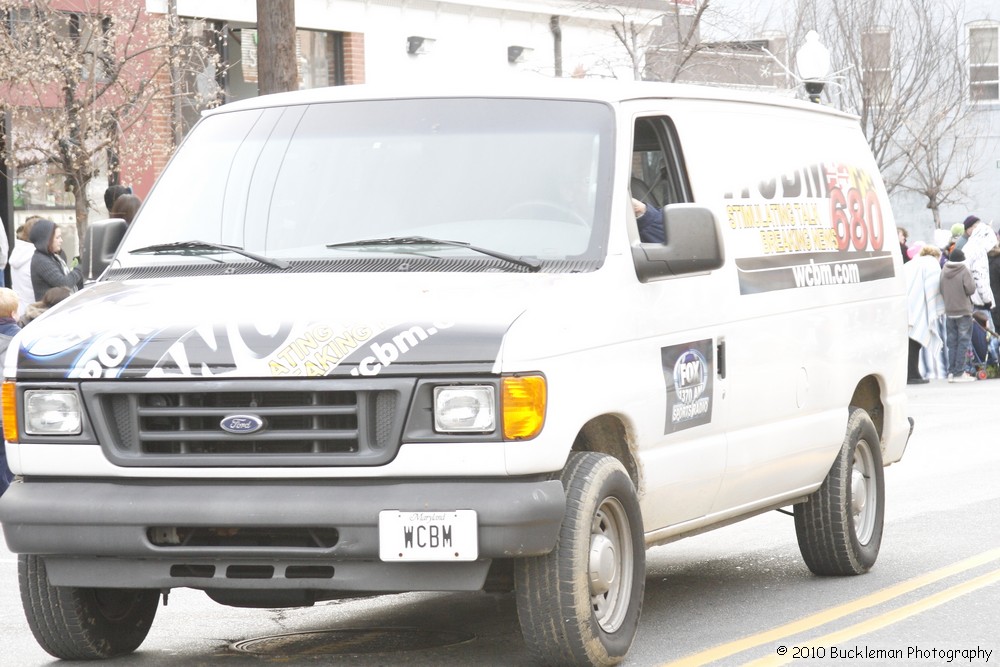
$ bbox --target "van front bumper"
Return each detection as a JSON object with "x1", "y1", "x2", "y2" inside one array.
[{"x1": 0, "y1": 478, "x2": 565, "y2": 592}]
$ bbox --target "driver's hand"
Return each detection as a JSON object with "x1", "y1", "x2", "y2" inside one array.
[{"x1": 631, "y1": 198, "x2": 647, "y2": 218}]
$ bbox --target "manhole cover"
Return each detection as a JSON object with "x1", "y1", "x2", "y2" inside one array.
[{"x1": 232, "y1": 628, "x2": 476, "y2": 656}]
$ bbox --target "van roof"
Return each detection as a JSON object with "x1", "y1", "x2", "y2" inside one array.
[{"x1": 208, "y1": 77, "x2": 857, "y2": 120}]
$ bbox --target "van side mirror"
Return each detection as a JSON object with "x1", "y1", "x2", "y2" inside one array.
[
  {"x1": 80, "y1": 217, "x2": 128, "y2": 281},
  {"x1": 631, "y1": 204, "x2": 725, "y2": 282}
]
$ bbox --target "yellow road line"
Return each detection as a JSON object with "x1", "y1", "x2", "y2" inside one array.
[
  {"x1": 746, "y1": 567, "x2": 1000, "y2": 667},
  {"x1": 660, "y1": 547, "x2": 1000, "y2": 667}
]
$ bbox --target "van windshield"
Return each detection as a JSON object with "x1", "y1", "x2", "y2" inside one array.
[{"x1": 117, "y1": 97, "x2": 615, "y2": 270}]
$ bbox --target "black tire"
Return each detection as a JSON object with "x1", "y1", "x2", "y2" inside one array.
[
  {"x1": 19, "y1": 554, "x2": 159, "y2": 660},
  {"x1": 794, "y1": 407, "x2": 885, "y2": 575},
  {"x1": 514, "y1": 452, "x2": 645, "y2": 666}
]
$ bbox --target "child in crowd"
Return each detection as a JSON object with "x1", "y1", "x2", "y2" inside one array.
[
  {"x1": 0, "y1": 287, "x2": 20, "y2": 336},
  {"x1": 939, "y1": 248, "x2": 977, "y2": 382},
  {"x1": 18, "y1": 286, "x2": 72, "y2": 328}
]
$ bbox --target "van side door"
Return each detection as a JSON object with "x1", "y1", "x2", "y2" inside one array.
[{"x1": 626, "y1": 113, "x2": 729, "y2": 532}]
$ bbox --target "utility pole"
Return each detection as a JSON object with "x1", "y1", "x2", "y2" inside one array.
[{"x1": 256, "y1": 0, "x2": 298, "y2": 95}]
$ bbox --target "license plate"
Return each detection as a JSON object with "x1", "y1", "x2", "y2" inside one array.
[{"x1": 378, "y1": 510, "x2": 478, "y2": 561}]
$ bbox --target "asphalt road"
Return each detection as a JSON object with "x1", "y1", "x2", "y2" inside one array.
[{"x1": 1, "y1": 378, "x2": 998, "y2": 666}]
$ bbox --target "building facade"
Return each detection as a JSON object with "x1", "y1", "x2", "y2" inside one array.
[
  {"x1": 2, "y1": 0, "x2": 667, "y2": 244},
  {"x1": 6, "y1": 0, "x2": 998, "y2": 252}
]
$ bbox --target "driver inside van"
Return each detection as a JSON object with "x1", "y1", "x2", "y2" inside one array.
[{"x1": 631, "y1": 197, "x2": 665, "y2": 244}]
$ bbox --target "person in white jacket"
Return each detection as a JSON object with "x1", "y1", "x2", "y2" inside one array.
[
  {"x1": 9, "y1": 216, "x2": 40, "y2": 320},
  {"x1": 904, "y1": 246, "x2": 946, "y2": 382},
  {"x1": 959, "y1": 214, "x2": 998, "y2": 314}
]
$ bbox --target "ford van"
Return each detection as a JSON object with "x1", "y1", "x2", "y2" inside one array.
[{"x1": 0, "y1": 80, "x2": 911, "y2": 666}]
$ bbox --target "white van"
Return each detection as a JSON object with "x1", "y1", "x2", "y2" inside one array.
[{"x1": 0, "y1": 80, "x2": 911, "y2": 666}]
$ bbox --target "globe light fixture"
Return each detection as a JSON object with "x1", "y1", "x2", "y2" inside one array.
[{"x1": 795, "y1": 30, "x2": 831, "y2": 103}]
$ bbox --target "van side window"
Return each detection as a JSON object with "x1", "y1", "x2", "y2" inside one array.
[{"x1": 630, "y1": 117, "x2": 691, "y2": 211}]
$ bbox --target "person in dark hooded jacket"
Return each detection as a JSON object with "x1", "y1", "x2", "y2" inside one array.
[
  {"x1": 940, "y1": 247, "x2": 977, "y2": 382},
  {"x1": 29, "y1": 218, "x2": 83, "y2": 301}
]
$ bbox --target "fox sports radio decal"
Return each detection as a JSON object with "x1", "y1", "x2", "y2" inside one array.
[{"x1": 661, "y1": 339, "x2": 714, "y2": 434}]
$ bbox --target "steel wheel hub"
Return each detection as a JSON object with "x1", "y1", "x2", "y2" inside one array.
[
  {"x1": 851, "y1": 468, "x2": 867, "y2": 517},
  {"x1": 588, "y1": 496, "x2": 633, "y2": 633},
  {"x1": 589, "y1": 533, "x2": 617, "y2": 595},
  {"x1": 851, "y1": 441, "x2": 877, "y2": 544}
]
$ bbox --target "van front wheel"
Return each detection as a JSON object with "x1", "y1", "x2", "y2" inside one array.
[
  {"x1": 19, "y1": 554, "x2": 159, "y2": 660},
  {"x1": 514, "y1": 452, "x2": 645, "y2": 666},
  {"x1": 794, "y1": 407, "x2": 885, "y2": 575}
]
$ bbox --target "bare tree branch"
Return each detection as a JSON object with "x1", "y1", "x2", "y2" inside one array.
[
  {"x1": 0, "y1": 0, "x2": 220, "y2": 241},
  {"x1": 794, "y1": 0, "x2": 979, "y2": 227}
]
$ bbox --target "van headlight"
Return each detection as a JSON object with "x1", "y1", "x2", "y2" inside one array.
[
  {"x1": 24, "y1": 389, "x2": 83, "y2": 435},
  {"x1": 433, "y1": 386, "x2": 496, "y2": 433}
]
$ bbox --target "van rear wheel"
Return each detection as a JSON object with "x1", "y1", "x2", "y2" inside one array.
[
  {"x1": 514, "y1": 452, "x2": 645, "y2": 666},
  {"x1": 19, "y1": 554, "x2": 159, "y2": 660},
  {"x1": 794, "y1": 407, "x2": 885, "y2": 575}
]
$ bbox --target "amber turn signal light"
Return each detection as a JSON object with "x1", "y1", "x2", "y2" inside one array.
[
  {"x1": 2, "y1": 380, "x2": 18, "y2": 443},
  {"x1": 501, "y1": 374, "x2": 546, "y2": 440}
]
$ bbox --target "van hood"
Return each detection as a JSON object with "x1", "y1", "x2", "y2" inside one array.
[{"x1": 14, "y1": 275, "x2": 529, "y2": 380}]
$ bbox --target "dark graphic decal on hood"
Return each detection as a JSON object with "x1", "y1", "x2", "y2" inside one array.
[
  {"x1": 15, "y1": 282, "x2": 509, "y2": 379},
  {"x1": 22, "y1": 320, "x2": 298, "y2": 380},
  {"x1": 267, "y1": 320, "x2": 506, "y2": 377},
  {"x1": 266, "y1": 323, "x2": 379, "y2": 377},
  {"x1": 344, "y1": 321, "x2": 505, "y2": 376}
]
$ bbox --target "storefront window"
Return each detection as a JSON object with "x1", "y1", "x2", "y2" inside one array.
[
  {"x1": 11, "y1": 166, "x2": 75, "y2": 209},
  {"x1": 9, "y1": 110, "x2": 85, "y2": 212},
  {"x1": 298, "y1": 30, "x2": 336, "y2": 89},
  {"x1": 221, "y1": 25, "x2": 343, "y2": 105}
]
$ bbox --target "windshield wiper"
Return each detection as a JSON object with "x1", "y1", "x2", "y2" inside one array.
[
  {"x1": 326, "y1": 236, "x2": 541, "y2": 272},
  {"x1": 129, "y1": 240, "x2": 290, "y2": 270}
]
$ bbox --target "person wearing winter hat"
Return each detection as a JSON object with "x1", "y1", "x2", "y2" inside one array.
[
  {"x1": 939, "y1": 247, "x2": 977, "y2": 382},
  {"x1": 28, "y1": 219, "x2": 84, "y2": 301},
  {"x1": 943, "y1": 222, "x2": 966, "y2": 261},
  {"x1": 959, "y1": 214, "x2": 997, "y2": 318},
  {"x1": 952, "y1": 222, "x2": 970, "y2": 253}
]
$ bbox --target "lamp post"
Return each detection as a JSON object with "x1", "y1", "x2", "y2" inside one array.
[{"x1": 795, "y1": 30, "x2": 831, "y2": 103}]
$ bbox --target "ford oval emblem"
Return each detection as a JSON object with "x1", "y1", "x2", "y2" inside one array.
[{"x1": 220, "y1": 414, "x2": 265, "y2": 434}]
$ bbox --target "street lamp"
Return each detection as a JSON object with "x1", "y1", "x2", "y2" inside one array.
[{"x1": 795, "y1": 30, "x2": 831, "y2": 103}]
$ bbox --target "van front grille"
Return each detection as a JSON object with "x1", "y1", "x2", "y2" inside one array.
[
  {"x1": 83, "y1": 379, "x2": 413, "y2": 467},
  {"x1": 119, "y1": 389, "x2": 360, "y2": 454}
]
